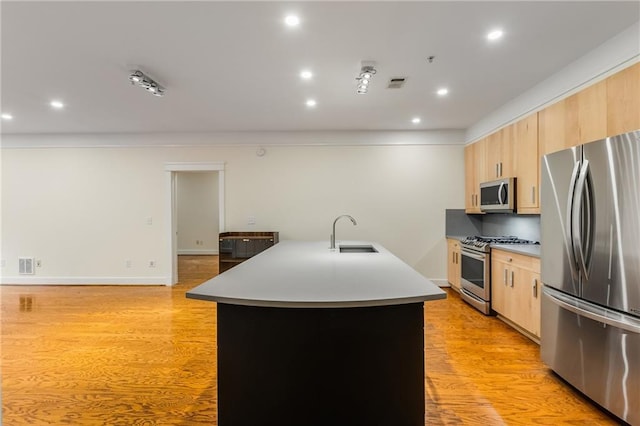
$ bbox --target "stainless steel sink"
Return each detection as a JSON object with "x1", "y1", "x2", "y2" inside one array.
[{"x1": 339, "y1": 245, "x2": 378, "y2": 253}]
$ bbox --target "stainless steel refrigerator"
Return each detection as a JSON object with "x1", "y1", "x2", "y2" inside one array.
[{"x1": 541, "y1": 130, "x2": 640, "y2": 425}]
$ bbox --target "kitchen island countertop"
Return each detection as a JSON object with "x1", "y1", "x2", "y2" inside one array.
[{"x1": 187, "y1": 240, "x2": 446, "y2": 308}]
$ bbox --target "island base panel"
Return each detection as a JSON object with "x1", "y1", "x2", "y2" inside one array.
[{"x1": 217, "y1": 302, "x2": 425, "y2": 426}]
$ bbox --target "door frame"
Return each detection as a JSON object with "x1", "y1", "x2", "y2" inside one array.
[{"x1": 165, "y1": 162, "x2": 225, "y2": 285}]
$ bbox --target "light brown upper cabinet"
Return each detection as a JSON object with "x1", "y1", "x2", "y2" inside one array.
[
  {"x1": 513, "y1": 114, "x2": 539, "y2": 214},
  {"x1": 464, "y1": 138, "x2": 486, "y2": 214},
  {"x1": 565, "y1": 79, "x2": 608, "y2": 147},
  {"x1": 539, "y1": 80, "x2": 607, "y2": 156},
  {"x1": 485, "y1": 126, "x2": 513, "y2": 180},
  {"x1": 607, "y1": 62, "x2": 640, "y2": 136}
]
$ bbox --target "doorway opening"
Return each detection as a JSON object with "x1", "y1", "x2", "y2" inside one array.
[{"x1": 165, "y1": 162, "x2": 225, "y2": 286}]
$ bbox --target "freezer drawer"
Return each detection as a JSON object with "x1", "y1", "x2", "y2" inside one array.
[{"x1": 541, "y1": 287, "x2": 640, "y2": 425}]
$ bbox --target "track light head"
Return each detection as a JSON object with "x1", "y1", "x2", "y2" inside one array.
[{"x1": 129, "y1": 70, "x2": 165, "y2": 97}]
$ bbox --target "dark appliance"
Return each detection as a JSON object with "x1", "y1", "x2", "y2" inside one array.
[{"x1": 218, "y1": 232, "x2": 279, "y2": 273}]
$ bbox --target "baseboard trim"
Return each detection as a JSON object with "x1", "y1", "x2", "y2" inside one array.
[
  {"x1": 177, "y1": 249, "x2": 219, "y2": 255},
  {"x1": 0, "y1": 276, "x2": 169, "y2": 285}
]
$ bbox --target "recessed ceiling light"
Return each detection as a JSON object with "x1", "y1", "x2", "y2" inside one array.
[
  {"x1": 1, "y1": 113, "x2": 13, "y2": 120},
  {"x1": 300, "y1": 70, "x2": 313, "y2": 80},
  {"x1": 50, "y1": 100, "x2": 65, "y2": 109},
  {"x1": 284, "y1": 15, "x2": 300, "y2": 27},
  {"x1": 412, "y1": 118, "x2": 421, "y2": 124},
  {"x1": 306, "y1": 99, "x2": 317, "y2": 107},
  {"x1": 487, "y1": 29, "x2": 504, "y2": 41},
  {"x1": 437, "y1": 88, "x2": 449, "y2": 96}
]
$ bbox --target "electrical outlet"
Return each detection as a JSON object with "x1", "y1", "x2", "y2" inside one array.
[
  {"x1": 36, "y1": 260, "x2": 42, "y2": 268},
  {"x1": 0, "y1": 259, "x2": 5, "y2": 268},
  {"x1": 149, "y1": 260, "x2": 156, "y2": 268},
  {"x1": 248, "y1": 216, "x2": 256, "y2": 225},
  {"x1": 146, "y1": 217, "x2": 153, "y2": 225},
  {"x1": 125, "y1": 260, "x2": 132, "y2": 268}
]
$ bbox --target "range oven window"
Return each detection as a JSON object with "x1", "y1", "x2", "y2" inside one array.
[{"x1": 461, "y1": 252, "x2": 485, "y2": 289}]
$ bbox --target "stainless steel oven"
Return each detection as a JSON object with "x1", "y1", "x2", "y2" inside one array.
[
  {"x1": 458, "y1": 235, "x2": 538, "y2": 315},
  {"x1": 460, "y1": 246, "x2": 491, "y2": 314}
]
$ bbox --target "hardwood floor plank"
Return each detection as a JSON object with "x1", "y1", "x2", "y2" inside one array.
[{"x1": 1, "y1": 258, "x2": 619, "y2": 425}]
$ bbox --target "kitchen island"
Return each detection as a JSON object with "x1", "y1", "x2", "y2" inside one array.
[{"x1": 187, "y1": 240, "x2": 446, "y2": 426}]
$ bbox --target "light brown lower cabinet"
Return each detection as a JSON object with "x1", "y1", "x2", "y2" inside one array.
[
  {"x1": 491, "y1": 249, "x2": 541, "y2": 339},
  {"x1": 447, "y1": 238, "x2": 461, "y2": 292}
]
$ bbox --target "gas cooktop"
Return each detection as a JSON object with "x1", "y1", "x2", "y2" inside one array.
[{"x1": 460, "y1": 235, "x2": 539, "y2": 252}]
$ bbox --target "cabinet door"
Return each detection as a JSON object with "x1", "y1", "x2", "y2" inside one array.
[
  {"x1": 465, "y1": 141, "x2": 486, "y2": 214},
  {"x1": 491, "y1": 257, "x2": 510, "y2": 317},
  {"x1": 499, "y1": 124, "x2": 514, "y2": 178},
  {"x1": 464, "y1": 145, "x2": 476, "y2": 212},
  {"x1": 538, "y1": 100, "x2": 567, "y2": 156},
  {"x1": 607, "y1": 62, "x2": 640, "y2": 136},
  {"x1": 565, "y1": 79, "x2": 607, "y2": 147},
  {"x1": 447, "y1": 239, "x2": 461, "y2": 291},
  {"x1": 514, "y1": 114, "x2": 539, "y2": 213},
  {"x1": 512, "y1": 268, "x2": 541, "y2": 337}
]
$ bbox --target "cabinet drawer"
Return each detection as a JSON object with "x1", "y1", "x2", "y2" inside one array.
[{"x1": 492, "y1": 249, "x2": 540, "y2": 272}]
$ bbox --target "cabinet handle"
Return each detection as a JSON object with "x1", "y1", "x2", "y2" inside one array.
[
  {"x1": 242, "y1": 238, "x2": 250, "y2": 242},
  {"x1": 533, "y1": 278, "x2": 538, "y2": 298},
  {"x1": 496, "y1": 163, "x2": 499, "y2": 178},
  {"x1": 453, "y1": 252, "x2": 456, "y2": 263},
  {"x1": 532, "y1": 186, "x2": 536, "y2": 203},
  {"x1": 499, "y1": 162, "x2": 503, "y2": 177},
  {"x1": 504, "y1": 268, "x2": 508, "y2": 286},
  {"x1": 510, "y1": 270, "x2": 515, "y2": 288},
  {"x1": 455, "y1": 252, "x2": 458, "y2": 264}
]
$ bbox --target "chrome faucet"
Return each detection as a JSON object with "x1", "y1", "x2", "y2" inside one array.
[{"x1": 330, "y1": 215, "x2": 357, "y2": 249}]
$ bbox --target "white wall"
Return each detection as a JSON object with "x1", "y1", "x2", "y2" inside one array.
[
  {"x1": 176, "y1": 172, "x2": 219, "y2": 255},
  {"x1": 1, "y1": 134, "x2": 465, "y2": 284}
]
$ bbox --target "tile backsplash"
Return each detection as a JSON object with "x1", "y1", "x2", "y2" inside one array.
[
  {"x1": 481, "y1": 214, "x2": 540, "y2": 242},
  {"x1": 446, "y1": 209, "x2": 540, "y2": 242}
]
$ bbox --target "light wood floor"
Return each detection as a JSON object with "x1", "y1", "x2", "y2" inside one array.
[{"x1": 1, "y1": 255, "x2": 620, "y2": 425}]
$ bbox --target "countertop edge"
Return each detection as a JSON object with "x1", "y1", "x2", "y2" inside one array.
[
  {"x1": 490, "y1": 244, "x2": 541, "y2": 258},
  {"x1": 186, "y1": 292, "x2": 447, "y2": 308}
]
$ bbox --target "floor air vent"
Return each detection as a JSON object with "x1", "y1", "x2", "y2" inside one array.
[
  {"x1": 19, "y1": 257, "x2": 35, "y2": 275},
  {"x1": 387, "y1": 77, "x2": 406, "y2": 89}
]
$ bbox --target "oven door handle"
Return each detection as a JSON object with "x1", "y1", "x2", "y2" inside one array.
[{"x1": 461, "y1": 249, "x2": 485, "y2": 261}]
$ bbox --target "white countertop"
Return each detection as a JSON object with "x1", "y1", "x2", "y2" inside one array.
[{"x1": 187, "y1": 240, "x2": 446, "y2": 308}]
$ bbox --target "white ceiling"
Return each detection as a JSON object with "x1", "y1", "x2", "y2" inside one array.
[{"x1": 1, "y1": 1, "x2": 639, "y2": 135}]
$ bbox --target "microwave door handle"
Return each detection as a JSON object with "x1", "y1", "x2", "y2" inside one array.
[
  {"x1": 498, "y1": 182, "x2": 505, "y2": 205},
  {"x1": 566, "y1": 160, "x2": 581, "y2": 278}
]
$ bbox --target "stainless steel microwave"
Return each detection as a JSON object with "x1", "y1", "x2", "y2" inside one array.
[{"x1": 480, "y1": 177, "x2": 515, "y2": 213}]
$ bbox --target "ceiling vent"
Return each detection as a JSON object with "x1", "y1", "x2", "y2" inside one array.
[{"x1": 387, "y1": 77, "x2": 406, "y2": 89}]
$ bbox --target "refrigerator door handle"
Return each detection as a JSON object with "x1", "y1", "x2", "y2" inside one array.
[
  {"x1": 566, "y1": 160, "x2": 581, "y2": 278},
  {"x1": 544, "y1": 287, "x2": 640, "y2": 334},
  {"x1": 572, "y1": 160, "x2": 593, "y2": 279}
]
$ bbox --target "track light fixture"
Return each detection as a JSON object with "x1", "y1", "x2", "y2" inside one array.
[
  {"x1": 129, "y1": 70, "x2": 165, "y2": 97},
  {"x1": 356, "y1": 62, "x2": 377, "y2": 95}
]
